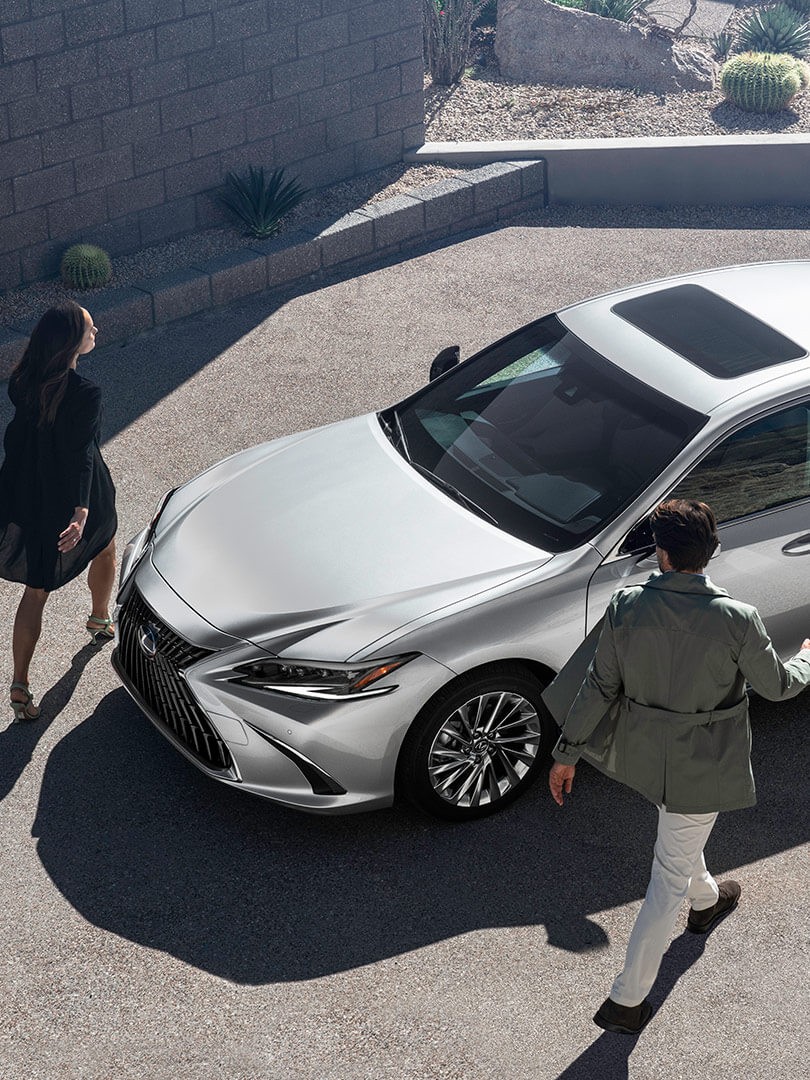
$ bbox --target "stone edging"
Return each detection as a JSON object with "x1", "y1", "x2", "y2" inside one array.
[{"x1": 0, "y1": 159, "x2": 546, "y2": 380}]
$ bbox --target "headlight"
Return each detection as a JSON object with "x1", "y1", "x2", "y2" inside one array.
[{"x1": 231, "y1": 654, "x2": 418, "y2": 700}]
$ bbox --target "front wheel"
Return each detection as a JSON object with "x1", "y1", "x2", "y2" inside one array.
[{"x1": 397, "y1": 665, "x2": 556, "y2": 821}]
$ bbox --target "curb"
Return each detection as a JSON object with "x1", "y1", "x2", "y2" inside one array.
[{"x1": 0, "y1": 159, "x2": 546, "y2": 380}]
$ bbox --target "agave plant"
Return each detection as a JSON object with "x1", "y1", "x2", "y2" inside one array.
[
  {"x1": 586, "y1": 0, "x2": 650, "y2": 22},
  {"x1": 218, "y1": 165, "x2": 308, "y2": 239},
  {"x1": 710, "y1": 30, "x2": 734, "y2": 61},
  {"x1": 737, "y1": 4, "x2": 810, "y2": 58}
]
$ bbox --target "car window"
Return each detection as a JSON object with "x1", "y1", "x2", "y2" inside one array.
[
  {"x1": 668, "y1": 402, "x2": 810, "y2": 523},
  {"x1": 390, "y1": 315, "x2": 707, "y2": 552}
]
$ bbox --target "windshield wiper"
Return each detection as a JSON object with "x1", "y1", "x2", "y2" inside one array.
[
  {"x1": 380, "y1": 410, "x2": 497, "y2": 525},
  {"x1": 379, "y1": 408, "x2": 411, "y2": 461},
  {"x1": 409, "y1": 460, "x2": 499, "y2": 526}
]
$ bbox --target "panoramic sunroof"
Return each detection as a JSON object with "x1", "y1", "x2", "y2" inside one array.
[{"x1": 612, "y1": 283, "x2": 806, "y2": 379}]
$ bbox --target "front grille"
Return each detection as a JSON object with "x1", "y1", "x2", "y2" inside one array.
[{"x1": 116, "y1": 588, "x2": 233, "y2": 772}]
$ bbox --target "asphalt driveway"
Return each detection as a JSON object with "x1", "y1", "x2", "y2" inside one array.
[{"x1": 1, "y1": 205, "x2": 808, "y2": 1079}]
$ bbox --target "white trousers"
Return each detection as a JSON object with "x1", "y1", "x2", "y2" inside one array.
[{"x1": 610, "y1": 806, "x2": 720, "y2": 1007}]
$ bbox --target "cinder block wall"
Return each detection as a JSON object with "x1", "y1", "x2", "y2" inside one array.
[{"x1": 0, "y1": 0, "x2": 425, "y2": 290}]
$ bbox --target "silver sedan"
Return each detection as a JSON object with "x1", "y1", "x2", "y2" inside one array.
[{"x1": 113, "y1": 260, "x2": 810, "y2": 820}]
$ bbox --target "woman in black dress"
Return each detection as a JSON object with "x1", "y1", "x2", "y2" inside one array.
[{"x1": 0, "y1": 301, "x2": 117, "y2": 722}]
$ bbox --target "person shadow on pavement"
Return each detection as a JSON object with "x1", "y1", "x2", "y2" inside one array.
[
  {"x1": 0, "y1": 642, "x2": 98, "y2": 804},
  {"x1": 555, "y1": 931, "x2": 709, "y2": 1079}
]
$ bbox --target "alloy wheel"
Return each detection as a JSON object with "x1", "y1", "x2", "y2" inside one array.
[{"x1": 427, "y1": 691, "x2": 542, "y2": 809}]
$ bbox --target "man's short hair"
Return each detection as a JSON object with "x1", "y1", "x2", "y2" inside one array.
[{"x1": 650, "y1": 498, "x2": 719, "y2": 572}]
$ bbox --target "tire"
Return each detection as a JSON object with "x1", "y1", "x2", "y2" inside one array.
[{"x1": 397, "y1": 664, "x2": 555, "y2": 821}]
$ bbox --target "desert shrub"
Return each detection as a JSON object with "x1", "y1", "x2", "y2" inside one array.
[
  {"x1": 736, "y1": 4, "x2": 810, "y2": 57},
  {"x1": 785, "y1": 0, "x2": 810, "y2": 16},
  {"x1": 720, "y1": 50, "x2": 804, "y2": 111},
  {"x1": 424, "y1": 0, "x2": 488, "y2": 85},
  {"x1": 549, "y1": 0, "x2": 588, "y2": 9},
  {"x1": 218, "y1": 165, "x2": 307, "y2": 239},
  {"x1": 60, "y1": 244, "x2": 112, "y2": 290}
]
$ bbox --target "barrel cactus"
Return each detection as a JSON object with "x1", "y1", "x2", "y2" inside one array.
[
  {"x1": 60, "y1": 243, "x2": 113, "y2": 290},
  {"x1": 720, "y1": 52, "x2": 804, "y2": 112}
]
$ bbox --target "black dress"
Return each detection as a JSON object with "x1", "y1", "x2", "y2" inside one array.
[{"x1": 0, "y1": 369, "x2": 117, "y2": 591}]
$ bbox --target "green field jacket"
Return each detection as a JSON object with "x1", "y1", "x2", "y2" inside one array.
[{"x1": 544, "y1": 571, "x2": 810, "y2": 814}]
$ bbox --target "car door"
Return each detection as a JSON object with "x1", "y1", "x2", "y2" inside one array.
[{"x1": 586, "y1": 399, "x2": 810, "y2": 659}]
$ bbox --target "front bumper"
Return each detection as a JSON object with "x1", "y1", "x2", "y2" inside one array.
[{"x1": 113, "y1": 555, "x2": 455, "y2": 814}]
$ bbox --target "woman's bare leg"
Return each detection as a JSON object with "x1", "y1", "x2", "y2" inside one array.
[
  {"x1": 87, "y1": 537, "x2": 116, "y2": 623},
  {"x1": 12, "y1": 586, "x2": 49, "y2": 694}
]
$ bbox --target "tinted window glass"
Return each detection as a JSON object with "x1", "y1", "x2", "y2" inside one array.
[
  {"x1": 612, "y1": 284, "x2": 806, "y2": 378},
  {"x1": 669, "y1": 403, "x2": 810, "y2": 522},
  {"x1": 390, "y1": 315, "x2": 706, "y2": 551}
]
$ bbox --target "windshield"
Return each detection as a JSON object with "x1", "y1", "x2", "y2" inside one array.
[{"x1": 387, "y1": 315, "x2": 706, "y2": 551}]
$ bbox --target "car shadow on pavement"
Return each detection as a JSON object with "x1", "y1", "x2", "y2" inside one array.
[
  {"x1": 31, "y1": 688, "x2": 808, "y2": 986},
  {"x1": 0, "y1": 642, "x2": 98, "y2": 803}
]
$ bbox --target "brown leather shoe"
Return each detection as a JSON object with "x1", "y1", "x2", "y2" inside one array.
[
  {"x1": 687, "y1": 880, "x2": 741, "y2": 934},
  {"x1": 593, "y1": 996, "x2": 653, "y2": 1035}
]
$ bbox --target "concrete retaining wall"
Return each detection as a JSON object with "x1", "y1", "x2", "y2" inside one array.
[{"x1": 410, "y1": 135, "x2": 810, "y2": 207}]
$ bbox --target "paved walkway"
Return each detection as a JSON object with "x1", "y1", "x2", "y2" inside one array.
[{"x1": 646, "y1": 0, "x2": 736, "y2": 39}]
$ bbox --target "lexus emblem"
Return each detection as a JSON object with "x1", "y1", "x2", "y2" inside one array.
[{"x1": 138, "y1": 623, "x2": 159, "y2": 659}]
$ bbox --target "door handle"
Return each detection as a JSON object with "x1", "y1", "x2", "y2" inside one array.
[{"x1": 782, "y1": 533, "x2": 810, "y2": 556}]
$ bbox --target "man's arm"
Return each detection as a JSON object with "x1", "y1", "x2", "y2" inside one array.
[
  {"x1": 552, "y1": 608, "x2": 623, "y2": 767},
  {"x1": 737, "y1": 613, "x2": 810, "y2": 701}
]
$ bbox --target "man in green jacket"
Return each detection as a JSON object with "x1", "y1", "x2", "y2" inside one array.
[{"x1": 548, "y1": 498, "x2": 810, "y2": 1036}]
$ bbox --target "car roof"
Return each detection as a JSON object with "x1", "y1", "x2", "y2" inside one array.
[{"x1": 556, "y1": 260, "x2": 810, "y2": 415}]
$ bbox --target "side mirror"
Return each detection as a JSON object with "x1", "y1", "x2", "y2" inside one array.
[
  {"x1": 429, "y1": 345, "x2": 460, "y2": 382},
  {"x1": 619, "y1": 517, "x2": 654, "y2": 557}
]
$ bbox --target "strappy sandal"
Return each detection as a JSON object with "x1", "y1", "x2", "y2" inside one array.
[
  {"x1": 86, "y1": 616, "x2": 115, "y2": 644},
  {"x1": 10, "y1": 682, "x2": 41, "y2": 722}
]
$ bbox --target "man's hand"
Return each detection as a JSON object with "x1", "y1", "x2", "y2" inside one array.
[
  {"x1": 801, "y1": 639, "x2": 810, "y2": 652},
  {"x1": 549, "y1": 762, "x2": 576, "y2": 807}
]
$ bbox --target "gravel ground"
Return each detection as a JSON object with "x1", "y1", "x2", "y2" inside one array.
[
  {"x1": 3, "y1": 11, "x2": 809, "y2": 329},
  {"x1": 426, "y1": 23, "x2": 810, "y2": 141}
]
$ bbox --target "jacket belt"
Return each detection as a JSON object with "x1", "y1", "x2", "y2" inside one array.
[{"x1": 622, "y1": 695, "x2": 747, "y2": 727}]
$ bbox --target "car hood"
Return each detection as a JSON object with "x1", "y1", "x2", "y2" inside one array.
[{"x1": 150, "y1": 414, "x2": 550, "y2": 660}]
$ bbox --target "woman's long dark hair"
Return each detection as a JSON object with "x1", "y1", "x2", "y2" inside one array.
[{"x1": 11, "y1": 301, "x2": 87, "y2": 426}]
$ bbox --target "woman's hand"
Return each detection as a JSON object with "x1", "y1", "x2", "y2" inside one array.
[
  {"x1": 58, "y1": 507, "x2": 89, "y2": 553},
  {"x1": 549, "y1": 762, "x2": 576, "y2": 807}
]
